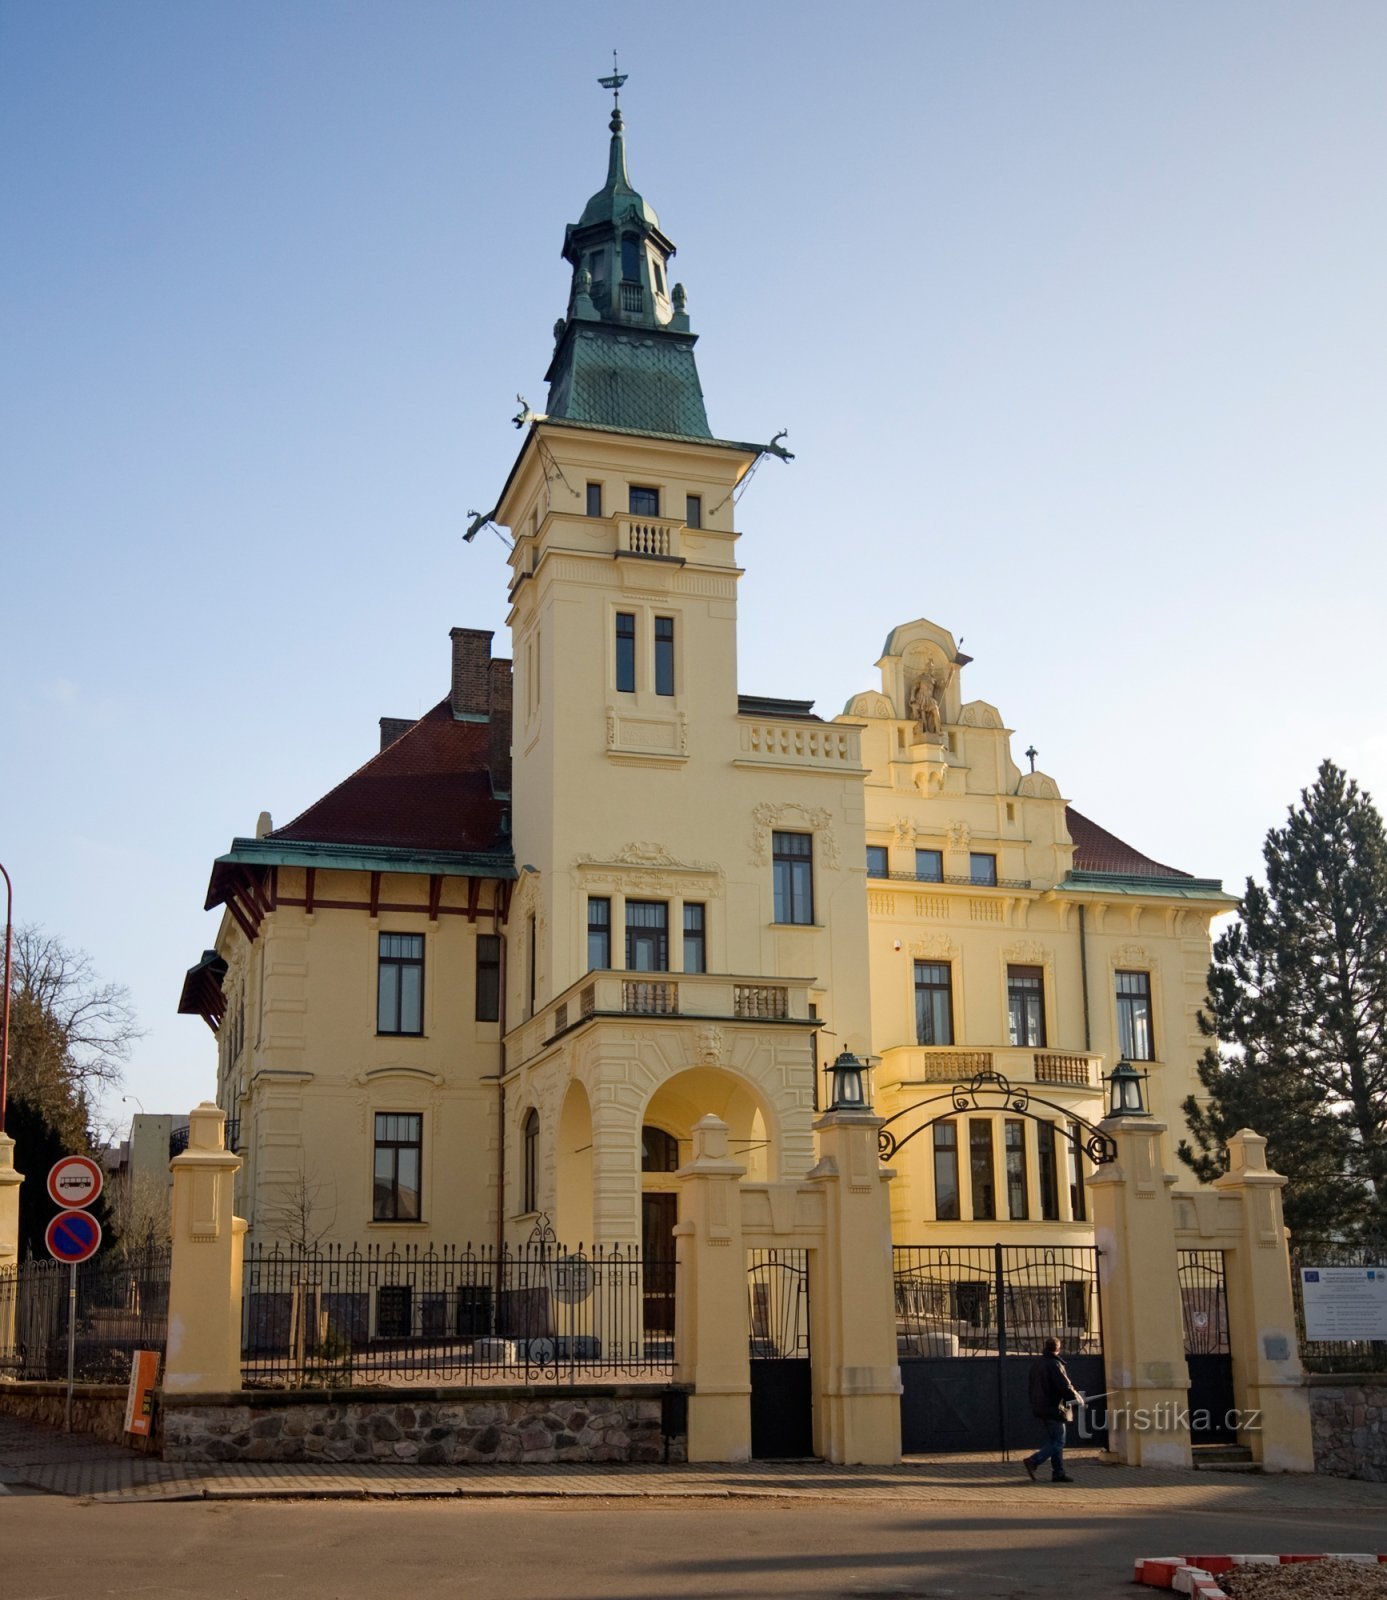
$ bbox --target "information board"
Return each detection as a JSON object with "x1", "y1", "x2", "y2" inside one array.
[{"x1": 1300, "y1": 1266, "x2": 1387, "y2": 1341}]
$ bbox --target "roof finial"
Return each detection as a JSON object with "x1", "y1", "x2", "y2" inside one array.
[{"x1": 598, "y1": 50, "x2": 627, "y2": 134}]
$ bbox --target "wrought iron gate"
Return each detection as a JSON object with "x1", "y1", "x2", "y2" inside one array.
[
  {"x1": 894, "y1": 1244, "x2": 1105, "y2": 1455},
  {"x1": 1178, "y1": 1248, "x2": 1237, "y2": 1445},
  {"x1": 747, "y1": 1248, "x2": 812, "y2": 1458}
]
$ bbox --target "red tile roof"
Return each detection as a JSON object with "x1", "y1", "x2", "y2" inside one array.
[
  {"x1": 271, "y1": 699, "x2": 506, "y2": 855},
  {"x1": 1065, "y1": 806, "x2": 1189, "y2": 879}
]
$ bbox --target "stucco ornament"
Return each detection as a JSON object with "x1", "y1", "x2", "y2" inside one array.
[
  {"x1": 843, "y1": 690, "x2": 896, "y2": 720},
  {"x1": 957, "y1": 700, "x2": 1003, "y2": 729},
  {"x1": 908, "y1": 661, "x2": 955, "y2": 736},
  {"x1": 909, "y1": 934, "x2": 957, "y2": 960},
  {"x1": 696, "y1": 1026, "x2": 724, "y2": 1066},
  {"x1": 749, "y1": 802, "x2": 839, "y2": 868},
  {"x1": 893, "y1": 816, "x2": 917, "y2": 846},
  {"x1": 1003, "y1": 940, "x2": 1046, "y2": 966},
  {"x1": 947, "y1": 821, "x2": 971, "y2": 850}
]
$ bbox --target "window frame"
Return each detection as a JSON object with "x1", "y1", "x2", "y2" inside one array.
[
  {"x1": 1005, "y1": 1118, "x2": 1029, "y2": 1221},
  {"x1": 866, "y1": 844, "x2": 889, "y2": 879},
  {"x1": 1007, "y1": 964, "x2": 1047, "y2": 1048},
  {"x1": 933, "y1": 1121, "x2": 960, "y2": 1222},
  {"x1": 377, "y1": 933, "x2": 425, "y2": 1037},
  {"x1": 685, "y1": 493, "x2": 702, "y2": 529},
  {"x1": 475, "y1": 933, "x2": 501, "y2": 1023},
  {"x1": 615, "y1": 611, "x2": 636, "y2": 693},
  {"x1": 682, "y1": 902, "x2": 706, "y2": 974},
  {"x1": 969, "y1": 852, "x2": 998, "y2": 886},
  {"x1": 587, "y1": 896, "x2": 612, "y2": 972},
  {"x1": 1115, "y1": 969, "x2": 1155, "y2": 1061},
  {"x1": 585, "y1": 482, "x2": 602, "y2": 517},
  {"x1": 521, "y1": 1109, "x2": 539, "y2": 1214},
  {"x1": 373, "y1": 1112, "x2": 423, "y2": 1222},
  {"x1": 1037, "y1": 1121, "x2": 1061, "y2": 1221},
  {"x1": 654, "y1": 615, "x2": 675, "y2": 697},
  {"x1": 772, "y1": 830, "x2": 814, "y2": 925},
  {"x1": 628, "y1": 484, "x2": 660, "y2": 517},
  {"x1": 969, "y1": 1120, "x2": 996, "y2": 1222},
  {"x1": 625, "y1": 899, "x2": 670, "y2": 972},
  {"x1": 915, "y1": 848, "x2": 943, "y2": 882},
  {"x1": 913, "y1": 960, "x2": 954, "y2": 1046},
  {"x1": 1067, "y1": 1121, "x2": 1087, "y2": 1221}
]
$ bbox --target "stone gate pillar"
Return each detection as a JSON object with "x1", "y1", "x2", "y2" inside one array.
[
  {"x1": 164, "y1": 1103, "x2": 245, "y2": 1394},
  {"x1": 674, "y1": 1114, "x2": 751, "y2": 1462},
  {"x1": 0, "y1": 1134, "x2": 22, "y2": 1357},
  {"x1": 1087, "y1": 1116, "x2": 1193, "y2": 1467},
  {"x1": 1213, "y1": 1128, "x2": 1314, "y2": 1471},
  {"x1": 809, "y1": 1107, "x2": 902, "y2": 1465}
]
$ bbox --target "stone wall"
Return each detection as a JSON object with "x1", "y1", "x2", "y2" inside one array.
[
  {"x1": 0, "y1": 1382, "x2": 162, "y2": 1453},
  {"x1": 1309, "y1": 1377, "x2": 1387, "y2": 1482},
  {"x1": 164, "y1": 1383, "x2": 687, "y2": 1465}
]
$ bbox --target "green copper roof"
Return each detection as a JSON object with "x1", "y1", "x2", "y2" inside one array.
[
  {"x1": 1060, "y1": 870, "x2": 1233, "y2": 902},
  {"x1": 213, "y1": 836, "x2": 516, "y2": 884},
  {"x1": 547, "y1": 323, "x2": 711, "y2": 437},
  {"x1": 578, "y1": 112, "x2": 659, "y2": 231}
]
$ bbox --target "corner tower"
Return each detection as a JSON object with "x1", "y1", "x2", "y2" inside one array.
[{"x1": 490, "y1": 83, "x2": 870, "y2": 1252}]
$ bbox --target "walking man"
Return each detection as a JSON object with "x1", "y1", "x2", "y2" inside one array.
[{"x1": 1023, "y1": 1335, "x2": 1083, "y2": 1483}]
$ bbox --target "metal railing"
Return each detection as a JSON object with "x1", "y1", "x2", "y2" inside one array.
[
  {"x1": 1176, "y1": 1247, "x2": 1230, "y2": 1355},
  {"x1": 241, "y1": 1237, "x2": 677, "y2": 1389},
  {"x1": 1292, "y1": 1238, "x2": 1387, "y2": 1372},
  {"x1": 0, "y1": 1247, "x2": 171, "y2": 1382},
  {"x1": 892, "y1": 1243, "x2": 1102, "y2": 1357}
]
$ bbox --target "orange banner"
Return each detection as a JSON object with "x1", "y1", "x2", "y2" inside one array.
[{"x1": 124, "y1": 1349, "x2": 160, "y2": 1437}]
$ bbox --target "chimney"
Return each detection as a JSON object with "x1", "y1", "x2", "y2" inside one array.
[
  {"x1": 450, "y1": 627, "x2": 493, "y2": 720},
  {"x1": 488, "y1": 657, "x2": 513, "y2": 798},
  {"x1": 379, "y1": 717, "x2": 414, "y2": 752}
]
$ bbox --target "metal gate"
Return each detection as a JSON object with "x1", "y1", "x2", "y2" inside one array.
[
  {"x1": 1178, "y1": 1248, "x2": 1236, "y2": 1445},
  {"x1": 747, "y1": 1248, "x2": 813, "y2": 1458},
  {"x1": 895, "y1": 1244, "x2": 1105, "y2": 1455}
]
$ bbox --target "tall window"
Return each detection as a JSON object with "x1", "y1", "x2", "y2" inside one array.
[
  {"x1": 586, "y1": 482, "x2": 602, "y2": 517},
  {"x1": 969, "y1": 1121, "x2": 996, "y2": 1221},
  {"x1": 1007, "y1": 965, "x2": 1046, "y2": 1047},
  {"x1": 587, "y1": 897, "x2": 611, "y2": 970},
  {"x1": 522, "y1": 1109, "x2": 539, "y2": 1213},
  {"x1": 933, "y1": 1122, "x2": 960, "y2": 1221},
  {"x1": 620, "y1": 236, "x2": 640, "y2": 283},
  {"x1": 969, "y1": 852, "x2": 998, "y2": 886},
  {"x1": 1005, "y1": 1119, "x2": 1029, "y2": 1220},
  {"x1": 625, "y1": 901, "x2": 669, "y2": 971},
  {"x1": 866, "y1": 844, "x2": 889, "y2": 878},
  {"x1": 1067, "y1": 1122, "x2": 1087, "y2": 1221},
  {"x1": 1037, "y1": 1121, "x2": 1061, "y2": 1220},
  {"x1": 914, "y1": 961, "x2": 954, "y2": 1046},
  {"x1": 915, "y1": 848, "x2": 943, "y2": 882},
  {"x1": 615, "y1": 612, "x2": 636, "y2": 692},
  {"x1": 654, "y1": 616, "x2": 675, "y2": 696},
  {"x1": 527, "y1": 915, "x2": 537, "y2": 1017},
  {"x1": 772, "y1": 831, "x2": 814, "y2": 924},
  {"x1": 1116, "y1": 970, "x2": 1154, "y2": 1060},
  {"x1": 685, "y1": 494, "x2": 701, "y2": 528},
  {"x1": 628, "y1": 484, "x2": 659, "y2": 516},
  {"x1": 377, "y1": 934, "x2": 424, "y2": 1035},
  {"x1": 475, "y1": 934, "x2": 501, "y2": 1023},
  {"x1": 373, "y1": 1113, "x2": 422, "y2": 1221},
  {"x1": 683, "y1": 903, "x2": 706, "y2": 973}
]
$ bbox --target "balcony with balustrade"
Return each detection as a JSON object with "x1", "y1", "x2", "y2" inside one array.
[
  {"x1": 877, "y1": 1044, "x2": 1106, "y2": 1099},
  {"x1": 508, "y1": 969, "x2": 818, "y2": 1068}
]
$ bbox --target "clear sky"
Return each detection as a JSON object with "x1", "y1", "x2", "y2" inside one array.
[{"x1": 3, "y1": 1, "x2": 1384, "y2": 1133}]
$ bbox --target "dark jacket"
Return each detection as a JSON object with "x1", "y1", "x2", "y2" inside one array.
[{"x1": 1029, "y1": 1351, "x2": 1080, "y2": 1422}]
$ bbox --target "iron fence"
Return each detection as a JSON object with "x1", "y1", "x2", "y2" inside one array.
[
  {"x1": 1292, "y1": 1238, "x2": 1387, "y2": 1373},
  {"x1": 892, "y1": 1244, "x2": 1102, "y2": 1357},
  {"x1": 241, "y1": 1238, "x2": 677, "y2": 1388},
  {"x1": 0, "y1": 1247, "x2": 171, "y2": 1382}
]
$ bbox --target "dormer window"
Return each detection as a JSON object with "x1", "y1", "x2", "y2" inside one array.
[
  {"x1": 621, "y1": 236, "x2": 640, "y2": 283},
  {"x1": 587, "y1": 249, "x2": 606, "y2": 283},
  {"x1": 651, "y1": 257, "x2": 665, "y2": 296}
]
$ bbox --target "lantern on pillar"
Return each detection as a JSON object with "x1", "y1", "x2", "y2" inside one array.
[
  {"x1": 1106, "y1": 1059, "x2": 1149, "y2": 1118},
  {"x1": 827, "y1": 1049, "x2": 869, "y2": 1111}
]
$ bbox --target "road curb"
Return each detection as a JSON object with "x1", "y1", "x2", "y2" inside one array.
[{"x1": 1134, "y1": 1554, "x2": 1387, "y2": 1598}]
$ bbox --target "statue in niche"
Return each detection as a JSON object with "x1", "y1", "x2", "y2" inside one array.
[{"x1": 909, "y1": 660, "x2": 955, "y2": 737}]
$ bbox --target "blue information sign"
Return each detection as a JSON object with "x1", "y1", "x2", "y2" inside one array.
[{"x1": 46, "y1": 1208, "x2": 102, "y2": 1264}]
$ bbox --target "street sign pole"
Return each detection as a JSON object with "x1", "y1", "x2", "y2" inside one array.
[{"x1": 66, "y1": 1262, "x2": 77, "y2": 1432}]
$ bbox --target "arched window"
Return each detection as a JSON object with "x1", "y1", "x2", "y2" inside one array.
[
  {"x1": 641, "y1": 1125, "x2": 680, "y2": 1173},
  {"x1": 522, "y1": 1109, "x2": 540, "y2": 1213}
]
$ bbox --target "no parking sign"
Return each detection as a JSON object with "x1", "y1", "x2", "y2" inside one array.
[{"x1": 45, "y1": 1208, "x2": 102, "y2": 1264}]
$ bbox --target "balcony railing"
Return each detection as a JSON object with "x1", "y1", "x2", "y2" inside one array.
[
  {"x1": 623, "y1": 980, "x2": 678, "y2": 1016},
  {"x1": 615, "y1": 515, "x2": 682, "y2": 560},
  {"x1": 738, "y1": 721, "x2": 862, "y2": 770},
  {"x1": 619, "y1": 281, "x2": 645, "y2": 313},
  {"x1": 886, "y1": 1046, "x2": 1102, "y2": 1090}
]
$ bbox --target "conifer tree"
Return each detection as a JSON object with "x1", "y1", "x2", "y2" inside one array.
[{"x1": 1179, "y1": 761, "x2": 1387, "y2": 1244}]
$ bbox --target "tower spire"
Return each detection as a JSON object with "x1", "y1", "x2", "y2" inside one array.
[{"x1": 597, "y1": 49, "x2": 627, "y2": 133}]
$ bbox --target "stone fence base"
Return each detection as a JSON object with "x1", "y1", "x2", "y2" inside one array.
[
  {"x1": 1309, "y1": 1376, "x2": 1387, "y2": 1482},
  {"x1": 164, "y1": 1383, "x2": 689, "y2": 1466},
  {"x1": 0, "y1": 1381, "x2": 162, "y2": 1453}
]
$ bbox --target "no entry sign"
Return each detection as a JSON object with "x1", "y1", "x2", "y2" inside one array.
[
  {"x1": 47, "y1": 1155, "x2": 103, "y2": 1210},
  {"x1": 46, "y1": 1209, "x2": 102, "y2": 1264}
]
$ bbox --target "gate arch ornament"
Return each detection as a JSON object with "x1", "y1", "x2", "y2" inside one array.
[{"x1": 876, "y1": 1069, "x2": 1117, "y2": 1166}]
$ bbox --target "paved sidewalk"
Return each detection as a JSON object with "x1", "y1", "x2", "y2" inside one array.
[{"x1": 2, "y1": 1414, "x2": 1386, "y2": 1512}]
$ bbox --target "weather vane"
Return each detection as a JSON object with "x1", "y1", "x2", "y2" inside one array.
[
  {"x1": 598, "y1": 50, "x2": 627, "y2": 126},
  {"x1": 1025, "y1": 745, "x2": 1038, "y2": 773}
]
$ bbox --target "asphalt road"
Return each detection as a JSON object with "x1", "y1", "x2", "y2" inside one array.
[{"x1": 3, "y1": 1497, "x2": 1384, "y2": 1600}]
